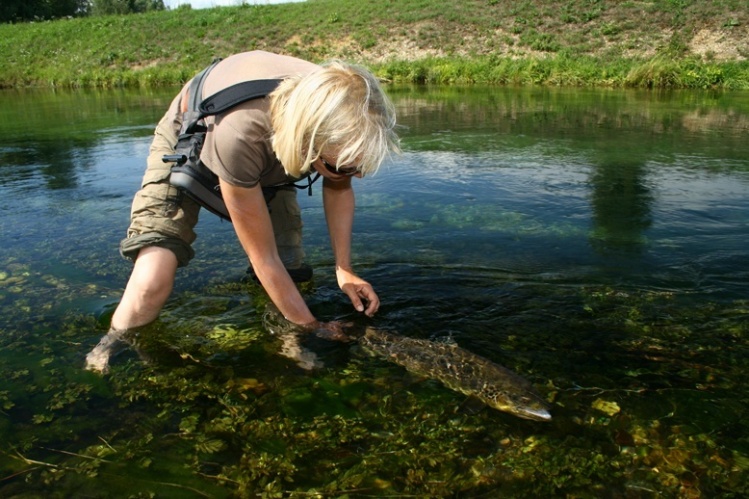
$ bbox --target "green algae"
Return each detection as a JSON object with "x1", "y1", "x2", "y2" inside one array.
[{"x1": 1, "y1": 263, "x2": 747, "y2": 496}]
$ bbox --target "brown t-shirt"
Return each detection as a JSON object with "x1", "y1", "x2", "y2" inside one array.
[{"x1": 184, "y1": 51, "x2": 319, "y2": 188}]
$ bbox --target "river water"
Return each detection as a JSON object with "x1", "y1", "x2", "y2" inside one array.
[{"x1": 0, "y1": 85, "x2": 747, "y2": 496}]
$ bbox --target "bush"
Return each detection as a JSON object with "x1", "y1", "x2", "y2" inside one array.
[{"x1": 90, "y1": 0, "x2": 165, "y2": 16}]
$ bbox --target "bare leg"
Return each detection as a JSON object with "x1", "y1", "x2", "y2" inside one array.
[
  {"x1": 268, "y1": 188, "x2": 305, "y2": 270},
  {"x1": 86, "y1": 246, "x2": 178, "y2": 372},
  {"x1": 111, "y1": 246, "x2": 179, "y2": 330}
]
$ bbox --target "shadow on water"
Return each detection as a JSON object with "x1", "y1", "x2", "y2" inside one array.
[{"x1": 1, "y1": 85, "x2": 748, "y2": 496}]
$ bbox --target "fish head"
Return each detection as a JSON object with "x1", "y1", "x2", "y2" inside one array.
[
  {"x1": 485, "y1": 387, "x2": 552, "y2": 422},
  {"x1": 513, "y1": 399, "x2": 553, "y2": 422}
]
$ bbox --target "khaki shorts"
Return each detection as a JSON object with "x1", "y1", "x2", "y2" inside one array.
[
  {"x1": 120, "y1": 111, "x2": 202, "y2": 267},
  {"x1": 120, "y1": 171, "x2": 201, "y2": 268}
]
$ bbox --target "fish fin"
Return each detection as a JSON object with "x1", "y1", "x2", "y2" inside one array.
[{"x1": 434, "y1": 331, "x2": 459, "y2": 346}]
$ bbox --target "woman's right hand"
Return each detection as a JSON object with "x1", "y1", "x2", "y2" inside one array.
[{"x1": 302, "y1": 320, "x2": 352, "y2": 342}]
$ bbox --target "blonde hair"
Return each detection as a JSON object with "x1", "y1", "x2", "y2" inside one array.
[{"x1": 270, "y1": 61, "x2": 400, "y2": 177}]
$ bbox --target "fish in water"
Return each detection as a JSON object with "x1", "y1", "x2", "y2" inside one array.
[
  {"x1": 261, "y1": 304, "x2": 551, "y2": 421},
  {"x1": 359, "y1": 327, "x2": 552, "y2": 422}
]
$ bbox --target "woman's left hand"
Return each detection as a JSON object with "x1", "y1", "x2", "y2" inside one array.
[{"x1": 336, "y1": 267, "x2": 380, "y2": 317}]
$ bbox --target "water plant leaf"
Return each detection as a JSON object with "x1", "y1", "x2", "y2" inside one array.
[{"x1": 592, "y1": 398, "x2": 621, "y2": 416}]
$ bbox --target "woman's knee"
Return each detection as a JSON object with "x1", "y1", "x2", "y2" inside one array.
[{"x1": 131, "y1": 247, "x2": 178, "y2": 299}]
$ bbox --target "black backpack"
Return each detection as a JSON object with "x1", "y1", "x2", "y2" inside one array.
[{"x1": 163, "y1": 60, "x2": 315, "y2": 220}]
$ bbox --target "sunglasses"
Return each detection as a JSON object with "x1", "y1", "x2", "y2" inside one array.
[{"x1": 320, "y1": 157, "x2": 361, "y2": 176}]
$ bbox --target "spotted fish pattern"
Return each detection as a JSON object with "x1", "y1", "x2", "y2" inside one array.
[{"x1": 360, "y1": 327, "x2": 552, "y2": 421}]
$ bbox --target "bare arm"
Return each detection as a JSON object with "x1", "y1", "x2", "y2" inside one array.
[
  {"x1": 322, "y1": 176, "x2": 380, "y2": 316},
  {"x1": 220, "y1": 178, "x2": 316, "y2": 325}
]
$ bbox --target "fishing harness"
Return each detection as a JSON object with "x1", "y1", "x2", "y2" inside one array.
[{"x1": 163, "y1": 58, "x2": 320, "y2": 221}]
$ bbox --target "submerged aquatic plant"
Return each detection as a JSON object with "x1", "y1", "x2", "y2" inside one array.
[{"x1": 1, "y1": 260, "x2": 748, "y2": 496}]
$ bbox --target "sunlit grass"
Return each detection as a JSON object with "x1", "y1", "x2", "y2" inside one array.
[{"x1": 1, "y1": 0, "x2": 748, "y2": 88}]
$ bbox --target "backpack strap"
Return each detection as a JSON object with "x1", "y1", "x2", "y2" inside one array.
[
  {"x1": 183, "y1": 65, "x2": 281, "y2": 135},
  {"x1": 182, "y1": 58, "x2": 223, "y2": 135},
  {"x1": 190, "y1": 58, "x2": 222, "y2": 111},
  {"x1": 198, "y1": 79, "x2": 282, "y2": 117}
]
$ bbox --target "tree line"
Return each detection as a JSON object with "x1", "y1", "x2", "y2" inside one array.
[{"x1": 3, "y1": 0, "x2": 167, "y2": 22}]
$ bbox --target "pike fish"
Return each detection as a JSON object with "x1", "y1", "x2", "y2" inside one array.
[
  {"x1": 360, "y1": 327, "x2": 552, "y2": 422},
  {"x1": 261, "y1": 304, "x2": 551, "y2": 421}
]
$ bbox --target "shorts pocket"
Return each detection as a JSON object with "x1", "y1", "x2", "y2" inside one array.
[{"x1": 132, "y1": 181, "x2": 181, "y2": 219}]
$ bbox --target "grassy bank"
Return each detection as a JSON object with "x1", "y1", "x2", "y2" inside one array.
[{"x1": 2, "y1": 0, "x2": 749, "y2": 89}]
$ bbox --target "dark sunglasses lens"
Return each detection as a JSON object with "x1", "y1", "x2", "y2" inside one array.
[
  {"x1": 338, "y1": 166, "x2": 359, "y2": 176},
  {"x1": 322, "y1": 158, "x2": 358, "y2": 176},
  {"x1": 322, "y1": 159, "x2": 337, "y2": 173}
]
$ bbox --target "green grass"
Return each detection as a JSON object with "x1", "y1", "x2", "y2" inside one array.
[{"x1": 1, "y1": 0, "x2": 749, "y2": 89}]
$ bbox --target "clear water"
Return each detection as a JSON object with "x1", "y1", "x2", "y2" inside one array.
[{"x1": 1, "y1": 85, "x2": 747, "y2": 496}]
